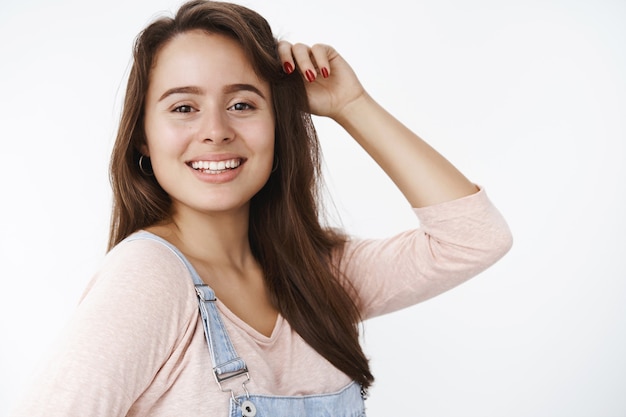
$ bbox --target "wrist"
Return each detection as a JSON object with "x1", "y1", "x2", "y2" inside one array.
[{"x1": 333, "y1": 91, "x2": 375, "y2": 127}]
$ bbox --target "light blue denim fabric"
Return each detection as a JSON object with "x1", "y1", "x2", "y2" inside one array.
[
  {"x1": 229, "y1": 382, "x2": 365, "y2": 417},
  {"x1": 127, "y1": 231, "x2": 367, "y2": 417}
]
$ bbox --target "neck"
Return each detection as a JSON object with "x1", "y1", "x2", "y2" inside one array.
[{"x1": 152, "y1": 204, "x2": 253, "y2": 270}]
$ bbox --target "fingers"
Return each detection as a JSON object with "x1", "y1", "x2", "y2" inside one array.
[
  {"x1": 292, "y1": 43, "x2": 317, "y2": 82},
  {"x1": 277, "y1": 40, "x2": 296, "y2": 75},
  {"x1": 277, "y1": 40, "x2": 331, "y2": 82}
]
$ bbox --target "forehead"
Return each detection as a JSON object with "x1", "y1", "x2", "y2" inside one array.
[{"x1": 148, "y1": 29, "x2": 268, "y2": 94}]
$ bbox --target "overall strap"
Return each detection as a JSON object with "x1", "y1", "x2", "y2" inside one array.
[{"x1": 124, "y1": 231, "x2": 248, "y2": 383}]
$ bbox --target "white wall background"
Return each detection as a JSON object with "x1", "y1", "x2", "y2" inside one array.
[{"x1": 1, "y1": 0, "x2": 625, "y2": 416}]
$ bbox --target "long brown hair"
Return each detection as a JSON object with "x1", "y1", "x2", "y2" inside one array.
[{"x1": 108, "y1": 0, "x2": 374, "y2": 388}]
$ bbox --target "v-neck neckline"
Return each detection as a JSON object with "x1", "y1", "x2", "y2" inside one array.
[
  {"x1": 137, "y1": 230, "x2": 283, "y2": 343},
  {"x1": 216, "y1": 299, "x2": 284, "y2": 344}
]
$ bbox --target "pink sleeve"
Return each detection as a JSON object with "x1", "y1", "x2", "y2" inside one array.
[
  {"x1": 338, "y1": 188, "x2": 513, "y2": 320},
  {"x1": 9, "y1": 239, "x2": 198, "y2": 417}
]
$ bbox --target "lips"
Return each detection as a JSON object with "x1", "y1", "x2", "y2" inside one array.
[{"x1": 188, "y1": 158, "x2": 243, "y2": 174}]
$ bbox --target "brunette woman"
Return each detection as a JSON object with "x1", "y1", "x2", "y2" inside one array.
[{"x1": 10, "y1": 1, "x2": 512, "y2": 416}]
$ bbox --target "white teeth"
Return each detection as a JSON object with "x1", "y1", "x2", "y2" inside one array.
[{"x1": 191, "y1": 158, "x2": 241, "y2": 172}]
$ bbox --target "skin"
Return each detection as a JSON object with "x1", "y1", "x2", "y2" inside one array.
[
  {"x1": 143, "y1": 30, "x2": 277, "y2": 336},
  {"x1": 279, "y1": 41, "x2": 479, "y2": 208},
  {"x1": 143, "y1": 30, "x2": 478, "y2": 337}
]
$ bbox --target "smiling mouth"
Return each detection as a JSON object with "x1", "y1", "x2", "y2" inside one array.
[{"x1": 188, "y1": 158, "x2": 243, "y2": 174}]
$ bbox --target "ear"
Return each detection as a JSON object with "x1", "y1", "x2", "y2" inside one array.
[{"x1": 139, "y1": 143, "x2": 150, "y2": 157}]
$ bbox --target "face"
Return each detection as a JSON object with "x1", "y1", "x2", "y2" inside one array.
[{"x1": 143, "y1": 30, "x2": 275, "y2": 219}]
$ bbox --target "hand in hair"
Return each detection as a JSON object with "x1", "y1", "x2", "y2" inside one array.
[
  {"x1": 277, "y1": 41, "x2": 365, "y2": 120},
  {"x1": 278, "y1": 40, "x2": 477, "y2": 207}
]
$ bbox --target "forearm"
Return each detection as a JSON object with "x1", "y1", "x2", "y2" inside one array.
[{"x1": 334, "y1": 92, "x2": 478, "y2": 208}]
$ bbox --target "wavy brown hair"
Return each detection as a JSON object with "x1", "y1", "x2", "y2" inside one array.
[{"x1": 108, "y1": 0, "x2": 373, "y2": 388}]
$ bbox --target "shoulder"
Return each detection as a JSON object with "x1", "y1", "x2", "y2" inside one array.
[
  {"x1": 7, "y1": 236, "x2": 203, "y2": 416},
  {"x1": 103, "y1": 234, "x2": 191, "y2": 283},
  {"x1": 81, "y1": 235, "x2": 197, "y2": 319}
]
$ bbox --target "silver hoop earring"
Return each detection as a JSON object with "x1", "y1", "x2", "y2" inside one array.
[
  {"x1": 271, "y1": 156, "x2": 279, "y2": 173},
  {"x1": 139, "y1": 155, "x2": 154, "y2": 176}
]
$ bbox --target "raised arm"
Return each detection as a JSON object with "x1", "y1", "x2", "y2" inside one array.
[{"x1": 278, "y1": 41, "x2": 478, "y2": 208}]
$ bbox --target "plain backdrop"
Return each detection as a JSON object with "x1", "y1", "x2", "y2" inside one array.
[{"x1": 1, "y1": 0, "x2": 625, "y2": 416}]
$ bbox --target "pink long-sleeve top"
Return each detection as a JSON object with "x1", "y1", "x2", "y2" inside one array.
[{"x1": 10, "y1": 188, "x2": 512, "y2": 417}]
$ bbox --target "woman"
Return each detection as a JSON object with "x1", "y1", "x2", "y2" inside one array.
[{"x1": 10, "y1": 0, "x2": 512, "y2": 416}]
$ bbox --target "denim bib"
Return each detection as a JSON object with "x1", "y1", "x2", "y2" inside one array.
[{"x1": 128, "y1": 231, "x2": 367, "y2": 417}]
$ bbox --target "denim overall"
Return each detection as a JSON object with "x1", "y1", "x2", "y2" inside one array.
[{"x1": 127, "y1": 232, "x2": 367, "y2": 417}]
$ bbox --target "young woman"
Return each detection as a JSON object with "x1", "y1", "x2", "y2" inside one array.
[{"x1": 10, "y1": 1, "x2": 512, "y2": 416}]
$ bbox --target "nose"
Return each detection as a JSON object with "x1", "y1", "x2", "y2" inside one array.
[{"x1": 199, "y1": 107, "x2": 234, "y2": 144}]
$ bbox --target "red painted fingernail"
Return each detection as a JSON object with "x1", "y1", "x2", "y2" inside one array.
[
  {"x1": 321, "y1": 67, "x2": 329, "y2": 78},
  {"x1": 305, "y1": 69, "x2": 316, "y2": 82},
  {"x1": 283, "y1": 62, "x2": 294, "y2": 74}
]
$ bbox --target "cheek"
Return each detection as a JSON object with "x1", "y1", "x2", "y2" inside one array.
[
  {"x1": 144, "y1": 121, "x2": 190, "y2": 159},
  {"x1": 257, "y1": 127, "x2": 276, "y2": 172},
  {"x1": 249, "y1": 120, "x2": 275, "y2": 153},
  {"x1": 143, "y1": 105, "x2": 191, "y2": 154},
  {"x1": 236, "y1": 117, "x2": 275, "y2": 160}
]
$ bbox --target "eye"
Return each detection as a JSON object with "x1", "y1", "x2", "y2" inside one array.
[
  {"x1": 173, "y1": 105, "x2": 195, "y2": 113},
  {"x1": 229, "y1": 102, "x2": 254, "y2": 111}
]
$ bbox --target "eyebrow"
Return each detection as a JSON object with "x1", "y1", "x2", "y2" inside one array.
[
  {"x1": 158, "y1": 86, "x2": 204, "y2": 102},
  {"x1": 158, "y1": 83, "x2": 266, "y2": 102},
  {"x1": 224, "y1": 83, "x2": 266, "y2": 99}
]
